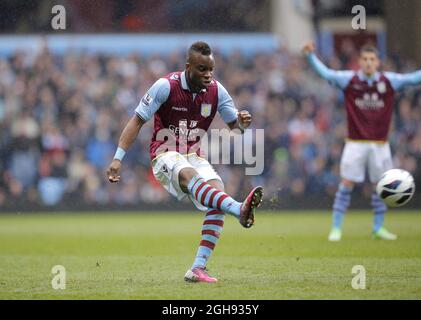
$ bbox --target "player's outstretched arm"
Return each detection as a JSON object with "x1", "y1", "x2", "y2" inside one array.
[
  {"x1": 384, "y1": 70, "x2": 421, "y2": 91},
  {"x1": 106, "y1": 115, "x2": 144, "y2": 183},
  {"x1": 302, "y1": 41, "x2": 333, "y2": 79},
  {"x1": 107, "y1": 78, "x2": 169, "y2": 183},
  {"x1": 302, "y1": 41, "x2": 353, "y2": 89}
]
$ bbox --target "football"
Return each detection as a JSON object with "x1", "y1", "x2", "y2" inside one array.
[{"x1": 376, "y1": 169, "x2": 416, "y2": 207}]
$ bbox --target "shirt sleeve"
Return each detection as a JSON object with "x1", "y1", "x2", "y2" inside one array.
[
  {"x1": 384, "y1": 71, "x2": 421, "y2": 91},
  {"x1": 307, "y1": 53, "x2": 354, "y2": 90},
  {"x1": 217, "y1": 81, "x2": 238, "y2": 124},
  {"x1": 134, "y1": 78, "x2": 170, "y2": 121}
]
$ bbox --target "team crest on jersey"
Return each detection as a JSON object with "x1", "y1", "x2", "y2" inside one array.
[
  {"x1": 170, "y1": 74, "x2": 179, "y2": 80},
  {"x1": 201, "y1": 103, "x2": 212, "y2": 117},
  {"x1": 377, "y1": 81, "x2": 386, "y2": 94},
  {"x1": 141, "y1": 93, "x2": 153, "y2": 107}
]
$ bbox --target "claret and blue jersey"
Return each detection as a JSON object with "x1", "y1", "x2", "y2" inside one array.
[
  {"x1": 307, "y1": 53, "x2": 421, "y2": 142},
  {"x1": 134, "y1": 71, "x2": 239, "y2": 160}
]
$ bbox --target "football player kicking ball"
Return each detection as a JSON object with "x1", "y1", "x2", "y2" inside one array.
[
  {"x1": 106, "y1": 42, "x2": 264, "y2": 282},
  {"x1": 303, "y1": 42, "x2": 421, "y2": 241}
]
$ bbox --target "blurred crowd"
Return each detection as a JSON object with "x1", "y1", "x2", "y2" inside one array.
[
  {"x1": 0, "y1": 40, "x2": 420, "y2": 208},
  {"x1": 0, "y1": 0, "x2": 269, "y2": 34}
]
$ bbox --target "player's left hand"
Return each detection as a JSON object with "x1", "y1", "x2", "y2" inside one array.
[
  {"x1": 238, "y1": 110, "x2": 251, "y2": 129},
  {"x1": 107, "y1": 159, "x2": 122, "y2": 183}
]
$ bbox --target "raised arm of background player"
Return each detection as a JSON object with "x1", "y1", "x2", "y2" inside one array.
[
  {"x1": 106, "y1": 79, "x2": 252, "y2": 183},
  {"x1": 302, "y1": 41, "x2": 421, "y2": 91}
]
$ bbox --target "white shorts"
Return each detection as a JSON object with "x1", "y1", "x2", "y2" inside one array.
[
  {"x1": 340, "y1": 140, "x2": 393, "y2": 183},
  {"x1": 151, "y1": 151, "x2": 223, "y2": 211}
]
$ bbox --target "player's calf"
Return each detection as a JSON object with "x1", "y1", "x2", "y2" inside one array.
[
  {"x1": 184, "y1": 172, "x2": 264, "y2": 225},
  {"x1": 183, "y1": 171, "x2": 242, "y2": 217}
]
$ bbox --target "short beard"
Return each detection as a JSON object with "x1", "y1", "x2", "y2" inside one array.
[{"x1": 186, "y1": 70, "x2": 204, "y2": 92}]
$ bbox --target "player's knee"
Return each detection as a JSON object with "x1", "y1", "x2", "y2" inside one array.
[
  {"x1": 341, "y1": 179, "x2": 355, "y2": 190},
  {"x1": 178, "y1": 167, "x2": 198, "y2": 191},
  {"x1": 207, "y1": 179, "x2": 224, "y2": 191}
]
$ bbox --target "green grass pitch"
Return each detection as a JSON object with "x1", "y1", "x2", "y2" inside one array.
[{"x1": 0, "y1": 211, "x2": 420, "y2": 299}]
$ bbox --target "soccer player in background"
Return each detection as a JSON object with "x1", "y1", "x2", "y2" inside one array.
[
  {"x1": 303, "y1": 42, "x2": 421, "y2": 241},
  {"x1": 106, "y1": 42, "x2": 264, "y2": 282}
]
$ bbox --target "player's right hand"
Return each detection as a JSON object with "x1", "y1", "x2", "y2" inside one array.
[
  {"x1": 302, "y1": 41, "x2": 315, "y2": 55},
  {"x1": 107, "y1": 160, "x2": 121, "y2": 183}
]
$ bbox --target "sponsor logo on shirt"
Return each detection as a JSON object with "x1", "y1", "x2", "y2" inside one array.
[
  {"x1": 172, "y1": 106, "x2": 188, "y2": 112},
  {"x1": 355, "y1": 93, "x2": 385, "y2": 110},
  {"x1": 190, "y1": 120, "x2": 198, "y2": 128},
  {"x1": 179, "y1": 119, "x2": 188, "y2": 128},
  {"x1": 168, "y1": 119, "x2": 201, "y2": 138},
  {"x1": 141, "y1": 93, "x2": 153, "y2": 107}
]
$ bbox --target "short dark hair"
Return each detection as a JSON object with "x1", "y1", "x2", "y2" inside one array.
[
  {"x1": 360, "y1": 44, "x2": 379, "y2": 56},
  {"x1": 187, "y1": 41, "x2": 212, "y2": 60}
]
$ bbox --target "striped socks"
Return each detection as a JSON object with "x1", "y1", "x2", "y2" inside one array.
[
  {"x1": 332, "y1": 184, "x2": 353, "y2": 229},
  {"x1": 187, "y1": 174, "x2": 241, "y2": 218},
  {"x1": 192, "y1": 209, "x2": 225, "y2": 268},
  {"x1": 371, "y1": 192, "x2": 386, "y2": 232}
]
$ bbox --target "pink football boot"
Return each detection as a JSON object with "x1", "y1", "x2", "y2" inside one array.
[
  {"x1": 184, "y1": 267, "x2": 218, "y2": 283},
  {"x1": 239, "y1": 186, "x2": 264, "y2": 228}
]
